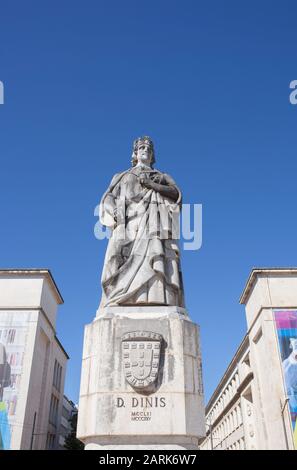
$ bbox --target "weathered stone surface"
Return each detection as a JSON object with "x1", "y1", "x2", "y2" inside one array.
[
  {"x1": 77, "y1": 306, "x2": 205, "y2": 449},
  {"x1": 99, "y1": 136, "x2": 185, "y2": 308}
]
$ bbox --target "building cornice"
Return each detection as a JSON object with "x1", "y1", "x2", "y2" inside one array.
[
  {"x1": 55, "y1": 335, "x2": 69, "y2": 360},
  {"x1": 0, "y1": 269, "x2": 64, "y2": 305},
  {"x1": 239, "y1": 267, "x2": 297, "y2": 305}
]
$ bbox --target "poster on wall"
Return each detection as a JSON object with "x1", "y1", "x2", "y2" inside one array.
[
  {"x1": 274, "y1": 310, "x2": 297, "y2": 449},
  {"x1": 0, "y1": 312, "x2": 30, "y2": 450}
]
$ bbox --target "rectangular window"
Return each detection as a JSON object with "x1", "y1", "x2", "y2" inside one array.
[
  {"x1": 53, "y1": 360, "x2": 63, "y2": 391},
  {"x1": 49, "y1": 394, "x2": 59, "y2": 426},
  {"x1": 62, "y1": 406, "x2": 69, "y2": 419},
  {"x1": 46, "y1": 432, "x2": 56, "y2": 450}
]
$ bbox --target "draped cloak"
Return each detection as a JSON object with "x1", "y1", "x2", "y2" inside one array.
[{"x1": 99, "y1": 166, "x2": 185, "y2": 307}]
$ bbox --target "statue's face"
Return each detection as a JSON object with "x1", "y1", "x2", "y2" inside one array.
[{"x1": 136, "y1": 142, "x2": 153, "y2": 166}]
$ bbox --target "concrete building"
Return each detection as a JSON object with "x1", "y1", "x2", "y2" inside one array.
[
  {"x1": 58, "y1": 395, "x2": 77, "y2": 450},
  {"x1": 0, "y1": 269, "x2": 68, "y2": 450},
  {"x1": 200, "y1": 268, "x2": 297, "y2": 450}
]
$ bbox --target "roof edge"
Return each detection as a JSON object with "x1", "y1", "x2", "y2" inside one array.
[
  {"x1": 239, "y1": 267, "x2": 297, "y2": 305},
  {"x1": 55, "y1": 335, "x2": 69, "y2": 359},
  {"x1": 0, "y1": 269, "x2": 64, "y2": 304}
]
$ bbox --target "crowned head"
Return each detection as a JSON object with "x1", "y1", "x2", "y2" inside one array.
[{"x1": 131, "y1": 136, "x2": 155, "y2": 167}]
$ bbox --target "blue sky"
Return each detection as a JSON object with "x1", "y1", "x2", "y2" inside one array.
[{"x1": 0, "y1": 0, "x2": 297, "y2": 404}]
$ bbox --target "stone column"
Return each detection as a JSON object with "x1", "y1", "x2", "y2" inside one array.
[{"x1": 77, "y1": 306, "x2": 205, "y2": 450}]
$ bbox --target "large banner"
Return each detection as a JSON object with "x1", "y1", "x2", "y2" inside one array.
[
  {"x1": 274, "y1": 310, "x2": 297, "y2": 448},
  {"x1": 0, "y1": 312, "x2": 30, "y2": 450}
]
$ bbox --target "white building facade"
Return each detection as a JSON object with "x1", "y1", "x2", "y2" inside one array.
[
  {"x1": 0, "y1": 269, "x2": 68, "y2": 450},
  {"x1": 200, "y1": 268, "x2": 297, "y2": 450},
  {"x1": 58, "y1": 395, "x2": 77, "y2": 450}
]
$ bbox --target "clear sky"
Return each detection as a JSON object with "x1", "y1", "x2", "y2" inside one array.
[{"x1": 1, "y1": 0, "x2": 297, "y2": 404}]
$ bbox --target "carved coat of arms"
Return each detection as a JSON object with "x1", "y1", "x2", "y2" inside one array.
[{"x1": 122, "y1": 331, "x2": 163, "y2": 390}]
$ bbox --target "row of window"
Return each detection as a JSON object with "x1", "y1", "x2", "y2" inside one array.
[
  {"x1": 208, "y1": 372, "x2": 240, "y2": 423},
  {"x1": 0, "y1": 329, "x2": 16, "y2": 343},
  {"x1": 62, "y1": 405, "x2": 70, "y2": 420},
  {"x1": 226, "y1": 438, "x2": 245, "y2": 450},
  {"x1": 211, "y1": 403, "x2": 243, "y2": 443},
  {"x1": 60, "y1": 423, "x2": 69, "y2": 438},
  {"x1": 49, "y1": 394, "x2": 59, "y2": 426},
  {"x1": 46, "y1": 432, "x2": 56, "y2": 450},
  {"x1": 0, "y1": 328, "x2": 27, "y2": 345},
  {"x1": 202, "y1": 402, "x2": 244, "y2": 449}
]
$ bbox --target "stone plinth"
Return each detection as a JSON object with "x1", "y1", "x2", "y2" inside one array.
[{"x1": 77, "y1": 306, "x2": 205, "y2": 450}]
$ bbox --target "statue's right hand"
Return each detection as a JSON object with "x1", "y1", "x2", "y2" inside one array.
[{"x1": 140, "y1": 174, "x2": 154, "y2": 189}]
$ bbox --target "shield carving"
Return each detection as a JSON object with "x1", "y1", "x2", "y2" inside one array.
[{"x1": 122, "y1": 331, "x2": 163, "y2": 389}]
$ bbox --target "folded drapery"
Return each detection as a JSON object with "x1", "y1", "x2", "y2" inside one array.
[{"x1": 99, "y1": 167, "x2": 184, "y2": 307}]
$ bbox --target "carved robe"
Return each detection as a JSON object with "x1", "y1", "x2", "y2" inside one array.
[{"x1": 99, "y1": 165, "x2": 185, "y2": 307}]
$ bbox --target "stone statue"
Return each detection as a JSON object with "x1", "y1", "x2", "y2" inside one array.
[
  {"x1": 78, "y1": 137, "x2": 205, "y2": 449},
  {"x1": 99, "y1": 136, "x2": 185, "y2": 308}
]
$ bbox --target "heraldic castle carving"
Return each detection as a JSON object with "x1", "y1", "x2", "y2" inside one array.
[{"x1": 77, "y1": 137, "x2": 205, "y2": 449}]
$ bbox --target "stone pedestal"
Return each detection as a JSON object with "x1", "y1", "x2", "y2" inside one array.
[{"x1": 77, "y1": 306, "x2": 205, "y2": 450}]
